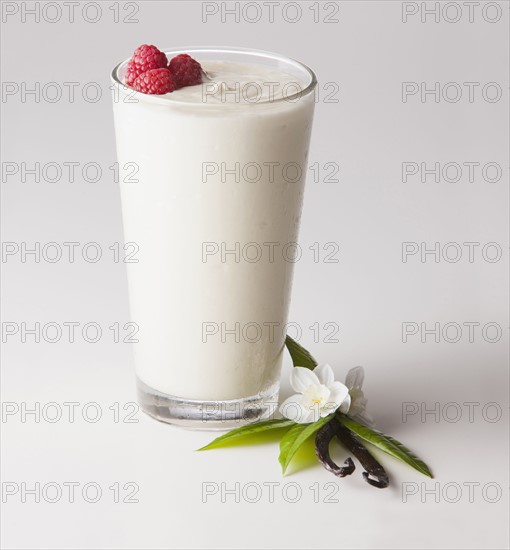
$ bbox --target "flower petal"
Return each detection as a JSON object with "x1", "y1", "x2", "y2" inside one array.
[
  {"x1": 339, "y1": 393, "x2": 352, "y2": 414},
  {"x1": 320, "y1": 400, "x2": 339, "y2": 417},
  {"x1": 290, "y1": 367, "x2": 320, "y2": 393},
  {"x1": 323, "y1": 381, "x2": 350, "y2": 415},
  {"x1": 328, "y1": 381, "x2": 349, "y2": 402},
  {"x1": 314, "y1": 363, "x2": 335, "y2": 386},
  {"x1": 279, "y1": 394, "x2": 306, "y2": 422},
  {"x1": 349, "y1": 390, "x2": 368, "y2": 416},
  {"x1": 345, "y1": 366, "x2": 365, "y2": 390},
  {"x1": 297, "y1": 408, "x2": 320, "y2": 424},
  {"x1": 280, "y1": 394, "x2": 320, "y2": 424}
]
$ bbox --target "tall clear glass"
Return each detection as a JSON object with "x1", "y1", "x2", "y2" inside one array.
[{"x1": 111, "y1": 47, "x2": 317, "y2": 428}]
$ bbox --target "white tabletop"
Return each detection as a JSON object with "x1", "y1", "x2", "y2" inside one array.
[{"x1": 1, "y1": 1, "x2": 508, "y2": 549}]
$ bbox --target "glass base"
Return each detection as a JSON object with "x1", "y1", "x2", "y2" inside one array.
[{"x1": 136, "y1": 378, "x2": 279, "y2": 430}]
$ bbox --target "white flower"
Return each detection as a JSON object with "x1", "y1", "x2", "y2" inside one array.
[
  {"x1": 279, "y1": 364, "x2": 351, "y2": 424},
  {"x1": 344, "y1": 366, "x2": 374, "y2": 426}
]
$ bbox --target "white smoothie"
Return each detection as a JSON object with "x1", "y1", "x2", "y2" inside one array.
[{"x1": 112, "y1": 51, "x2": 315, "y2": 403}]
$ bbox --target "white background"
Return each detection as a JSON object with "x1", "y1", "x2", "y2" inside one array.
[{"x1": 1, "y1": 1, "x2": 509, "y2": 548}]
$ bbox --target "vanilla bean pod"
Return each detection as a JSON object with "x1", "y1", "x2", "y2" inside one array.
[
  {"x1": 315, "y1": 421, "x2": 356, "y2": 478},
  {"x1": 333, "y1": 419, "x2": 389, "y2": 488}
]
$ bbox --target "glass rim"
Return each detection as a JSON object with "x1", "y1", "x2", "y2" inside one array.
[{"x1": 111, "y1": 46, "x2": 318, "y2": 107}]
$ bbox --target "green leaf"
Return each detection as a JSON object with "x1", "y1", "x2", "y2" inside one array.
[
  {"x1": 285, "y1": 335, "x2": 318, "y2": 370},
  {"x1": 197, "y1": 418, "x2": 295, "y2": 451},
  {"x1": 337, "y1": 415, "x2": 433, "y2": 478},
  {"x1": 279, "y1": 415, "x2": 331, "y2": 474}
]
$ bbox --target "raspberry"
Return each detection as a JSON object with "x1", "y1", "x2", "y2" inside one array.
[
  {"x1": 132, "y1": 68, "x2": 176, "y2": 95},
  {"x1": 125, "y1": 44, "x2": 168, "y2": 87},
  {"x1": 169, "y1": 54, "x2": 203, "y2": 88}
]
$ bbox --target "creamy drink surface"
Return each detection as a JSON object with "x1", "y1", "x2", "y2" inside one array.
[{"x1": 112, "y1": 55, "x2": 315, "y2": 401}]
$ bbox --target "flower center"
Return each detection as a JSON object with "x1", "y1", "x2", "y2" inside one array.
[{"x1": 303, "y1": 384, "x2": 331, "y2": 409}]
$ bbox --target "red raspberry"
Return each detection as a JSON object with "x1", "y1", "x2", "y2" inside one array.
[
  {"x1": 169, "y1": 54, "x2": 203, "y2": 88},
  {"x1": 132, "y1": 68, "x2": 176, "y2": 95},
  {"x1": 125, "y1": 44, "x2": 168, "y2": 87}
]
